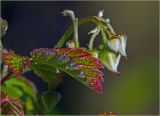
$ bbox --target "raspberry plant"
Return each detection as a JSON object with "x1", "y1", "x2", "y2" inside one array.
[{"x1": 0, "y1": 10, "x2": 127, "y2": 115}]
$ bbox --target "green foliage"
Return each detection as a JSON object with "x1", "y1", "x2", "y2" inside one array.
[
  {"x1": 0, "y1": 10, "x2": 127, "y2": 115},
  {"x1": 1, "y1": 76, "x2": 37, "y2": 112},
  {"x1": 39, "y1": 91, "x2": 61, "y2": 114},
  {"x1": 31, "y1": 64, "x2": 63, "y2": 89},
  {"x1": 1, "y1": 92, "x2": 24, "y2": 115}
]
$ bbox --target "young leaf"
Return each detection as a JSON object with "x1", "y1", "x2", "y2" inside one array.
[
  {"x1": 1, "y1": 76, "x2": 37, "y2": 99},
  {"x1": 39, "y1": 91, "x2": 61, "y2": 113},
  {"x1": 1, "y1": 92, "x2": 24, "y2": 115},
  {"x1": 30, "y1": 48, "x2": 104, "y2": 94},
  {"x1": 1, "y1": 76, "x2": 37, "y2": 111},
  {"x1": 31, "y1": 64, "x2": 63, "y2": 89},
  {"x1": 2, "y1": 50, "x2": 31, "y2": 75}
]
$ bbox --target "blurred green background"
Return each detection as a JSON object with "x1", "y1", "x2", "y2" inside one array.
[{"x1": 1, "y1": 1, "x2": 159, "y2": 115}]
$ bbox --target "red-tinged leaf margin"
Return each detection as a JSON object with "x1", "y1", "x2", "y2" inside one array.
[
  {"x1": 31, "y1": 48, "x2": 104, "y2": 94},
  {"x1": 0, "y1": 92, "x2": 24, "y2": 115},
  {"x1": 54, "y1": 48, "x2": 104, "y2": 94},
  {"x1": 2, "y1": 50, "x2": 31, "y2": 75}
]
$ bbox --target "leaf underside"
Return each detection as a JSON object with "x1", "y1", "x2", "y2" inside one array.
[{"x1": 30, "y1": 48, "x2": 104, "y2": 94}]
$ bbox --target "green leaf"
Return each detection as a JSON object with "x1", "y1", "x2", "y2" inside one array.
[
  {"x1": 1, "y1": 76, "x2": 37, "y2": 99},
  {"x1": 1, "y1": 76, "x2": 37, "y2": 111},
  {"x1": 31, "y1": 64, "x2": 62, "y2": 89},
  {"x1": 0, "y1": 18, "x2": 8, "y2": 38},
  {"x1": 87, "y1": 49, "x2": 99, "y2": 58},
  {"x1": 40, "y1": 91, "x2": 61, "y2": 113},
  {"x1": 30, "y1": 48, "x2": 104, "y2": 94}
]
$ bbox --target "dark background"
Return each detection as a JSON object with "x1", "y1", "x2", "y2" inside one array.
[{"x1": 1, "y1": 1, "x2": 159, "y2": 115}]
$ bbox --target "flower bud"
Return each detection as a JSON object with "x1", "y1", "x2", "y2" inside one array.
[
  {"x1": 107, "y1": 35, "x2": 121, "y2": 53},
  {"x1": 98, "y1": 10, "x2": 104, "y2": 17},
  {"x1": 119, "y1": 34, "x2": 127, "y2": 57},
  {"x1": 66, "y1": 39, "x2": 76, "y2": 48},
  {"x1": 99, "y1": 49, "x2": 121, "y2": 74}
]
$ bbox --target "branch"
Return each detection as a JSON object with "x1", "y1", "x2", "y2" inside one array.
[{"x1": 0, "y1": 71, "x2": 13, "y2": 85}]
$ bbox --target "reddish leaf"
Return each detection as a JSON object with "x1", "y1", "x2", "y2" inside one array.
[
  {"x1": 2, "y1": 50, "x2": 31, "y2": 75},
  {"x1": 31, "y1": 48, "x2": 104, "y2": 94},
  {"x1": 0, "y1": 92, "x2": 24, "y2": 115}
]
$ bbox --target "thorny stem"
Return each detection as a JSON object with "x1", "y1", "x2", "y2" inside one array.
[{"x1": 0, "y1": 71, "x2": 13, "y2": 85}]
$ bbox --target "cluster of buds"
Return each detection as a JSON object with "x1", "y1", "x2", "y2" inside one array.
[
  {"x1": 88, "y1": 10, "x2": 127, "y2": 74},
  {"x1": 100, "y1": 34, "x2": 127, "y2": 74}
]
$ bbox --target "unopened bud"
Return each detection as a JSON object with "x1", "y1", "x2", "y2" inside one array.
[
  {"x1": 66, "y1": 39, "x2": 76, "y2": 48},
  {"x1": 99, "y1": 49, "x2": 121, "y2": 74}
]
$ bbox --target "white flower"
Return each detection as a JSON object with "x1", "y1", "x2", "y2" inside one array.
[{"x1": 98, "y1": 10, "x2": 104, "y2": 17}]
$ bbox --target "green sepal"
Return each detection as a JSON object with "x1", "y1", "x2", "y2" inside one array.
[
  {"x1": 99, "y1": 49, "x2": 121, "y2": 74},
  {"x1": 87, "y1": 49, "x2": 99, "y2": 58},
  {"x1": 119, "y1": 34, "x2": 127, "y2": 57}
]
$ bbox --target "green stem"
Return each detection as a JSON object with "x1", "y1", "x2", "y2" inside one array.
[
  {"x1": 88, "y1": 28, "x2": 100, "y2": 50},
  {"x1": 54, "y1": 17, "x2": 98, "y2": 48},
  {"x1": 54, "y1": 16, "x2": 114, "y2": 49},
  {"x1": 74, "y1": 18, "x2": 79, "y2": 48},
  {"x1": 93, "y1": 17, "x2": 116, "y2": 37},
  {"x1": 101, "y1": 27, "x2": 107, "y2": 44},
  {"x1": 106, "y1": 22, "x2": 116, "y2": 36},
  {"x1": 48, "y1": 85, "x2": 53, "y2": 93}
]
